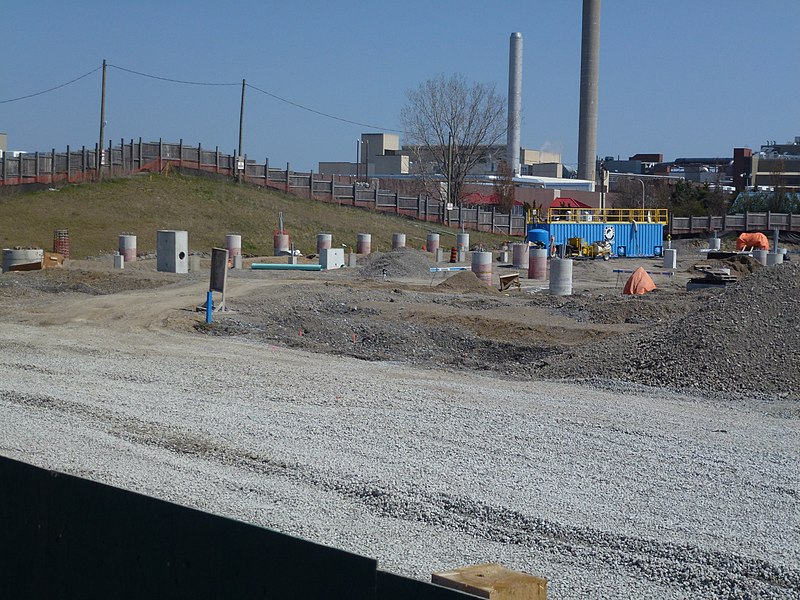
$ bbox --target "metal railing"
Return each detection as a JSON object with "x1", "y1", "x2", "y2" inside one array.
[{"x1": 545, "y1": 207, "x2": 669, "y2": 224}]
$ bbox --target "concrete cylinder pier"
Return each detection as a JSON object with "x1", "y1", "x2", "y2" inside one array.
[
  {"x1": 663, "y1": 248, "x2": 677, "y2": 269},
  {"x1": 549, "y1": 258, "x2": 573, "y2": 296},
  {"x1": 119, "y1": 234, "x2": 137, "y2": 263},
  {"x1": 356, "y1": 233, "x2": 372, "y2": 255},
  {"x1": 766, "y1": 252, "x2": 783, "y2": 266},
  {"x1": 392, "y1": 233, "x2": 406, "y2": 250},
  {"x1": 471, "y1": 251, "x2": 493, "y2": 286},
  {"x1": 225, "y1": 234, "x2": 242, "y2": 258},
  {"x1": 273, "y1": 233, "x2": 290, "y2": 256},
  {"x1": 189, "y1": 255, "x2": 201, "y2": 272},
  {"x1": 512, "y1": 243, "x2": 528, "y2": 268},
  {"x1": 113, "y1": 253, "x2": 124, "y2": 270},
  {"x1": 426, "y1": 233, "x2": 440, "y2": 255},
  {"x1": 528, "y1": 247, "x2": 548, "y2": 280},
  {"x1": 317, "y1": 233, "x2": 332, "y2": 254},
  {"x1": 53, "y1": 229, "x2": 70, "y2": 259},
  {"x1": 456, "y1": 232, "x2": 470, "y2": 251},
  {"x1": 752, "y1": 249, "x2": 768, "y2": 266},
  {"x1": 2, "y1": 248, "x2": 44, "y2": 272},
  {"x1": 233, "y1": 254, "x2": 243, "y2": 269},
  {"x1": 708, "y1": 236, "x2": 721, "y2": 251}
]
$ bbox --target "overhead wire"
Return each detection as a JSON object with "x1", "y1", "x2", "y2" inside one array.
[
  {"x1": 0, "y1": 65, "x2": 102, "y2": 104},
  {"x1": 107, "y1": 64, "x2": 240, "y2": 87},
  {"x1": 245, "y1": 83, "x2": 403, "y2": 134},
  {"x1": 2, "y1": 62, "x2": 404, "y2": 134}
]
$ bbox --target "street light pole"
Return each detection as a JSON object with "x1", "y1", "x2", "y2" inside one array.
[{"x1": 629, "y1": 177, "x2": 645, "y2": 212}]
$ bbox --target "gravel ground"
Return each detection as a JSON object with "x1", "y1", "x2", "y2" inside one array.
[{"x1": 0, "y1": 250, "x2": 798, "y2": 598}]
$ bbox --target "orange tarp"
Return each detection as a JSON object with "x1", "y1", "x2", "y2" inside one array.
[
  {"x1": 736, "y1": 232, "x2": 769, "y2": 251},
  {"x1": 623, "y1": 267, "x2": 656, "y2": 295}
]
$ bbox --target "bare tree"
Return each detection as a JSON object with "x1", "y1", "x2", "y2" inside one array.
[
  {"x1": 400, "y1": 74, "x2": 506, "y2": 209},
  {"x1": 493, "y1": 160, "x2": 516, "y2": 213}
]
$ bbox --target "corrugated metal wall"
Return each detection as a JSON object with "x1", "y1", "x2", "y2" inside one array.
[{"x1": 528, "y1": 223, "x2": 664, "y2": 257}]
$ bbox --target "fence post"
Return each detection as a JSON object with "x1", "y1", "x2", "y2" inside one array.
[
  {"x1": 766, "y1": 211, "x2": 771, "y2": 230},
  {"x1": 34, "y1": 152, "x2": 39, "y2": 182},
  {"x1": 158, "y1": 138, "x2": 163, "y2": 173},
  {"x1": 789, "y1": 212, "x2": 793, "y2": 232},
  {"x1": 491, "y1": 206, "x2": 496, "y2": 233},
  {"x1": 330, "y1": 175, "x2": 335, "y2": 201},
  {"x1": 265, "y1": 157, "x2": 269, "y2": 185},
  {"x1": 197, "y1": 142, "x2": 202, "y2": 170},
  {"x1": 137, "y1": 138, "x2": 142, "y2": 170},
  {"x1": 395, "y1": 191, "x2": 400, "y2": 214},
  {"x1": 417, "y1": 194, "x2": 422, "y2": 218},
  {"x1": 744, "y1": 211, "x2": 749, "y2": 230},
  {"x1": 309, "y1": 169, "x2": 314, "y2": 199},
  {"x1": 50, "y1": 148, "x2": 55, "y2": 183},
  {"x1": 352, "y1": 182, "x2": 357, "y2": 205},
  {"x1": 285, "y1": 162, "x2": 290, "y2": 193},
  {"x1": 179, "y1": 138, "x2": 183, "y2": 169},
  {"x1": 108, "y1": 140, "x2": 113, "y2": 178},
  {"x1": 65, "y1": 145, "x2": 71, "y2": 183}
]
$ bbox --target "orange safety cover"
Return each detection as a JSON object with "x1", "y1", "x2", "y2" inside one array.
[
  {"x1": 736, "y1": 232, "x2": 769, "y2": 251},
  {"x1": 623, "y1": 267, "x2": 657, "y2": 295}
]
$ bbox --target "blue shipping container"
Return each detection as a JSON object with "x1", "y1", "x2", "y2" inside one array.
[{"x1": 527, "y1": 222, "x2": 664, "y2": 258}]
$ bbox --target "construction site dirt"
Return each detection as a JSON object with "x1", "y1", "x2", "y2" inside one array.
[{"x1": 1, "y1": 243, "x2": 798, "y2": 598}]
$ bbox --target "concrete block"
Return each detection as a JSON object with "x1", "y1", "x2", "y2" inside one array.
[
  {"x1": 157, "y1": 230, "x2": 188, "y2": 274},
  {"x1": 320, "y1": 248, "x2": 345, "y2": 270}
]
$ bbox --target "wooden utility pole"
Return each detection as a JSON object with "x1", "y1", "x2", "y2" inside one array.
[
  {"x1": 97, "y1": 59, "x2": 107, "y2": 179},
  {"x1": 237, "y1": 79, "x2": 246, "y2": 183}
]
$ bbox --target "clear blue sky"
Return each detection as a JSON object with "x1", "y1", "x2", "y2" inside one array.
[{"x1": 2, "y1": 1, "x2": 798, "y2": 171}]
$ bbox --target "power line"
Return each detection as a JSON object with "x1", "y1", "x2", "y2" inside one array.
[
  {"x1": 245, "y1": 83, "x2": 403, "y2": 134},
  {"x1": 107, "y1": 64, "x2": 240, "y2": 87},
  {"x1": 0, "y1": 66, "x2": 102, "y2": 104}
]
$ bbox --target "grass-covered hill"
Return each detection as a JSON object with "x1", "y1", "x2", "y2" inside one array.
[{"x1": 0, "y1": 173, "x2": 517, "y2": 259}]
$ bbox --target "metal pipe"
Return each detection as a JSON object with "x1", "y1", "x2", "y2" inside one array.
[
  {"x1": 250, "y1": 263, "x2": 323, "y2": 271},
  {"x1": 578, "y1": 0, "x2": 601, "y2": 184},
  {"x1": 507, "y1": 32, "x2": 523, "y2": 176},
  {"x1": 205, "y1": 290, "x2": 212, "y2": 324}
]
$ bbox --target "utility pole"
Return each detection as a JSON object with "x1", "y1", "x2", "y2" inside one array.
[
  {"x1": 97, "y1": 59, "x2": 107, "y2": 179},
  {"x1": 238, "y1": 79, "x2": 246, "y2": 183},
  {"x1": 446, "y1": 132, "x2": 453, "y2": 226}
]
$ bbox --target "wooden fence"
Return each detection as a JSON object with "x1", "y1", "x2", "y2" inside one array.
[
  {"x1": 0, "y1": 138, "x2": 528, "y2": 237},
  {"x1": 669, "y1": 212, "x2": 800, "y2": 235}
]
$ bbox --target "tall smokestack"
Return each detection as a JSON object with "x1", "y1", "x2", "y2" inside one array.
[
  {"x1": 507, "y1": 32, "x2": 523, "y2": 176},
  {"x1": 578, "y1": 0, "x2": 601, "y2": 183}
]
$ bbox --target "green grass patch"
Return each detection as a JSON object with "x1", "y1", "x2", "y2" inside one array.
[{"x1": 0, "y1": 173, "x2": 518, "y2": 258}]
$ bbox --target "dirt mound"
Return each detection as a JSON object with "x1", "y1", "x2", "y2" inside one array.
[
  {"x1": 721, "y1": 255, "x2": 764, "y2": 276},
  {"x1": 357, "y1": 249, "x2": 432, "y2": 279},
  {"x1": 538, "y1": 261, "x2": 800, "y2": 400},
  {"x1": 436, "y1": 271, "x2": 498, "y2": 294}
]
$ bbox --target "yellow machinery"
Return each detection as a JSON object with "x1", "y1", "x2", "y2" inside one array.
[{"x1": 566, "y1": 237, "x2": 611, "y2": 260}]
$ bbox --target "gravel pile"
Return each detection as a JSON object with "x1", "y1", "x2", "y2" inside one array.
[
  {"x1": 356, "y1": 249, "x2": 433, "y2": 279},
  {"x1": 539, "y1": 261, "x2": 800, "y2": 400},
  {"x1": 0, "y1": 323, "x2": 797, "y2": 599}
]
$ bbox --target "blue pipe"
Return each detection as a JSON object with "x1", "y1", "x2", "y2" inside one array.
[{"x1": 205, "y1": 290, "x2": 212, "y2": 324}]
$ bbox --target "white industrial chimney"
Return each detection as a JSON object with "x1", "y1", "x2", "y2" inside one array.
[{"x1": 507, "y1": 32, "x2": 523, "y2": 176}]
